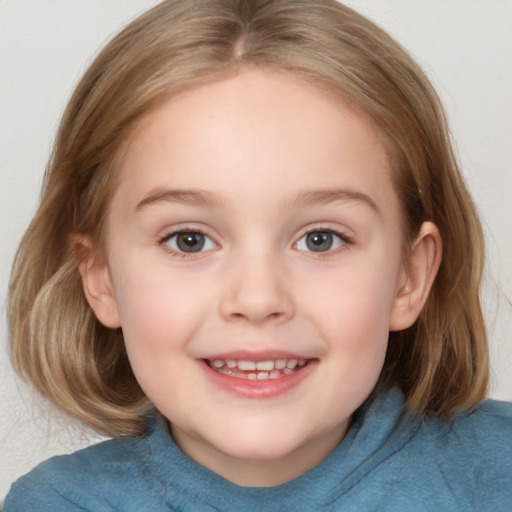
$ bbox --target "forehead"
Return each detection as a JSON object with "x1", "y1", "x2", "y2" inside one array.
[{"x1": 112, "y1": 68, "x2": 397, "y2": 218}]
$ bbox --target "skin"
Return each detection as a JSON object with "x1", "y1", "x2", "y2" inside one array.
[{"x1": 80, "y1": 68, "x2": 441, "y2": 486}]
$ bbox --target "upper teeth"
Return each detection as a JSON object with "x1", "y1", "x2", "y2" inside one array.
[{"x1": 210, "y1": 359, "x2": 307, "y2": 371}]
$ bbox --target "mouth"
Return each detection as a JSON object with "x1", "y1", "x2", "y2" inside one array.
[{"x1": 204, "y1": 358, "x2": 310, "y2": 380}]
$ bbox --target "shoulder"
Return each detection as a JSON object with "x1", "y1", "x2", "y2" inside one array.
[
  {"x1": 453, "y1": 399, "x2": 512, "y2": 471},
  {"x1": 428, "y1": 398, "x2": 512, "y2": 460},
  {"x1": 4, "y1": 434, "x2": 155, "y2": 511},
  {"x1": 407, "y1": 398, "x2": 512, "y2": 508}
]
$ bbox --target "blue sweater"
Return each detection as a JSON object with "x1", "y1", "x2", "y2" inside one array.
[{"x1": 5, "y1": 389, "x2": 512, "y2": 511}]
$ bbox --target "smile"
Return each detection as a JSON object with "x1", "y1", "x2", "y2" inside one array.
[{"x1": 206, "y1": 358, "x2": 309, "y2": 380}]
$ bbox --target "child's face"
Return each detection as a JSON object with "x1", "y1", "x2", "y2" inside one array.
[{"x1": 91, "y1": 69, "x2": 413, "y2": 484}]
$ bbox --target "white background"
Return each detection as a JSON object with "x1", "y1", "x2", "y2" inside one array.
[{"x1": 1, "y1": 0, "x2": 511, "y2": 497}]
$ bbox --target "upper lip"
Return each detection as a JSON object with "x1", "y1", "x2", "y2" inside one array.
[{"x1": 200, "y1": 350, "x2": 312, "y2": 362}]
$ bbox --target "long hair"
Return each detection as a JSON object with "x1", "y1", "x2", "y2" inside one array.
[{"x1": 9, "y1": 0, "x2": 487, "y2": 436}]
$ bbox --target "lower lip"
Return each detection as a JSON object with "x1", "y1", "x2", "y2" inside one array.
[{"x1": 199, "y1": 359, "x2": 317, "y2": 399}]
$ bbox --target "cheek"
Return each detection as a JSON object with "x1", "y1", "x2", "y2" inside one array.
[
  {"x1": 110, "y1": 267, "x2": 204, "y2": 404},
  {"x1": 110, "y1": 259, "x2": 212, "y2": 355},
  {"x1": 299, "y1": 256, "x2": 399, "y2": 357},
  {"x1": 312, "y1": 258, "x2": 399, "y2": 314}
]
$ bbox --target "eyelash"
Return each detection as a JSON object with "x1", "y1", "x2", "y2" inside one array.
[
  {"x1": 295, "y1": 227, "x2": 353, "y2": 258},
  {"x1": 157, "y1": 228, "x2": 217, "y2": 259},
  {"x1": 157, "y1": 226, "x2": 353, "y2": 259}
]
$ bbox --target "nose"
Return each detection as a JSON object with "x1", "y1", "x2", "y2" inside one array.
[{"x1": 219, "y1": 252, "x2": 295, "y2": 325}]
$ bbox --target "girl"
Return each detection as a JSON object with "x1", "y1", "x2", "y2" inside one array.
[{"x1": 5, "y1": 0, "x2": 512, "y2": 510}]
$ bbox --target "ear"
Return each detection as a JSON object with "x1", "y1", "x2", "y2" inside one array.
[
  {"x1": 72, "y1": 236, "x2": 121, "y2": 329},
  {"x1": 389, "y1": 222, "x2": 442, "y2": 332}
]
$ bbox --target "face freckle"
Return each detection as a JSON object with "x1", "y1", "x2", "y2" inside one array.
[{"x1": 95, "y1": 68, "x2": 408, "y2": 486}]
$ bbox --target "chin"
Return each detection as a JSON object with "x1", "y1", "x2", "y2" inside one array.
[{"x1": 207, "y1": 422, "x2": 309, "y2": 461}]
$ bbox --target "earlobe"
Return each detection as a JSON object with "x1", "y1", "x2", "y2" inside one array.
[
  {"x1": 389, "y1": 222, "x2": 442, "y2": 332},
  {"x1": 73, "y1": 236, "x2": 121, "y2": 329}
]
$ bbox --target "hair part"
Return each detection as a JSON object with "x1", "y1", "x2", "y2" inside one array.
[{"x1": 9, "y1": 0, "x2": 488, "y2": 437}]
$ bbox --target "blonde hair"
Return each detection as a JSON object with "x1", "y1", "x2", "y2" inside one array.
[{"x1": 9, "y1": 0, "x2": 488, "y2": 437}]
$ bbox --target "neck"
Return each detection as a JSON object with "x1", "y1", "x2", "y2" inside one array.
[{"x1": 170, "y1": 420, "x2": 350, "y2": 487}]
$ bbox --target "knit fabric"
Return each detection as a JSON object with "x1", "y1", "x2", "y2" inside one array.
[{"x1": 5, "y1": 389, "x2": 512, "y2": 511}]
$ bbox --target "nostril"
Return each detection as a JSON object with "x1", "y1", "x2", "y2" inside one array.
[
  {"x1": 226, "y1": 309, "x2": 289, "y2": 325},
  {"x1": 229, "y1": 312, "x2": 246, "y2": 322}
]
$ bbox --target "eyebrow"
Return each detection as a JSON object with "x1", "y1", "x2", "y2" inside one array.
[
  {"x1": 290, "y1": 189, "x2": 380, "y2": 215},
  {"x1": 135, "y1": 188, "x2": 225, "y2": 211},
  {"x1": 135, "y1": 187, "x2": 380, "y2": 215}
]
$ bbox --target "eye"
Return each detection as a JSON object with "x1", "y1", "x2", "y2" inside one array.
[
  {"x1": 295, "y1": 230, "x2": 347, "y2": 253},
  {"x1": 162, "y1": 231, "x2": 217, "y2": 254}
]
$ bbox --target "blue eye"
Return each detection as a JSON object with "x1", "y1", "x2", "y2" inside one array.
[
  {"x1": 296, "y1": 230, "x2": 346, "y2": 253},
  {"x1": 164, "y1": 231, "x2": 217, "y2": 253}
]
